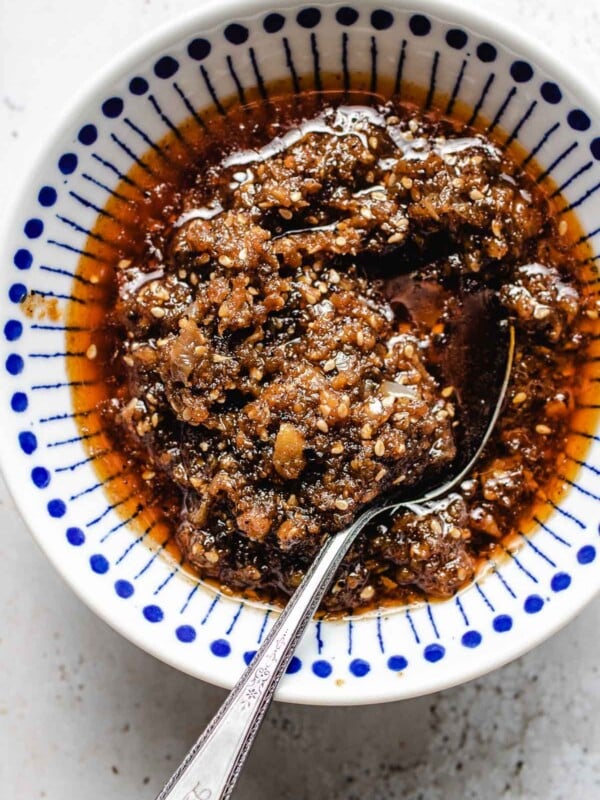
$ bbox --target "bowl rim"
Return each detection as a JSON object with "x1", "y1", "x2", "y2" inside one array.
[{"x1": 1, "y1": 0, "x2": 600, "y2": 705}]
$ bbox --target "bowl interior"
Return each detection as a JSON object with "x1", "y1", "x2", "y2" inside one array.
[{"x1": 1, "y1": 0, "x2": 599, "y2": 705}]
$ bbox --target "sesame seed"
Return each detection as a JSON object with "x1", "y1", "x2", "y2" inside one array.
[
  {"x1": 331, "y1": 442, "x2": 344, "y2": 455},
  {"x1": 337, "y1": 403, "x2": 349, "y2": 419},
  {"x1": 375, "y1": 468, "x2": 387, "y2": 482},
  {"x1": 559, "y1": 219, "x2": 568, "y2": 236},
  {"x1": 469, "y1": 188, "x2": 485, "y2": 202},
  {"x1": 387, "y1": 232, "x2": 404, "y2": 244},
  {"x1": 369, "y1": 136, "x2": 379, "y2": 150},
  {"x1": 359, "y1": 585, "x2": 375, "y2": 601},
  {"x1": 360, "y1": 423, "x2": 372, "y2": 440},
  {"x1": 290, "y1": 190, "x2": 303, "y2": 203},
  {"x1": 360, "y1": 206, "x2": 374, "y2": 219},
  {"x1": 536, "y1": 424, "x2": 552, "y2": 435},
  {"x1": 356, "y1": 330, "x2": 364, "y2": 347},
  {"x1": 86, "y1": 344, "x2": 97, "y2": 360},
  {"x1": 401, "y1": 176, "x2": 413, "y2": 189},
  {"x1": 512, "y1": 391, "x2": 527, "y2": 405},
  {"x1": 374, "y1": 439, "x2": 385, "y2": 457},
  {"x1": 335, "y1": 236, "x2": 347, "y2": 247},
  {"x1": 404, "y1": 343, "x2": 415, "y2": 358},
  {"x1": 123, "y1": 355, "x2": 134, "y2": 367},
  {"x1": 586, "y1": 309, "x2": 599, "y2": 320},
  {"x1": 218, "y1": 255, "x2": 233, "y2": 267},
  {"x1": 533, "y1": 305, "x2": 551, "y2": 320},
  {"x1": 491, "y1": 220, "x2": 502, "y2": 238},
  {"x1": 151, "y1": 306, "x2": 165, "y2": 318},
  {"x1": 205, "y1": 550, "x2": 219, "y2": 564},
  {"x1": 239, "y1": 247, "x2": 247, "y2": 260},
  {"x1": 151, "y1": 413, "x2": 159, "y2": 428},
  {"x1": 441, "y1": 385, "x2": 454, "y2": 398},
  {"x1": 335, "y1": 498, "x2": 349, "y2": 511},
  {"x1": 278, "y1": 208, "x2": 293, "y2": 220},
  {"x1": 449, "y1": 526, "x2": 462, "y2": 540},
  {"x1": 452, "y1": 177, "x2": 464, "y2": 189},
  {"x1": 117, "y1": 259, "x2": 132, "y2": 270},
  {"x1": 316, "y1": 419, "x2": 329, "y2": 433},
  {"x1": 323, "y1": 359, "x2": 336, "y2": 372}
]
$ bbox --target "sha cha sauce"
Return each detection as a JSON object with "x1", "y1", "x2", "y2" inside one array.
[{"x1": 66, "y1": 87, "x2": 599, "y2": 615}]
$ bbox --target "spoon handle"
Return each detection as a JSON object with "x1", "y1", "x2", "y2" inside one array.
[{"x1": 155, "y1": 507, "x2": 381, "y2": 800}]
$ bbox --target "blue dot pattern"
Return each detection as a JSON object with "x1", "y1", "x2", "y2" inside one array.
[
  {"x1": 349, "y1": 658, "x2": 371, "y2": 677},
  {"x1": 524, "y1": 594, "x2": 544, "y2": 613},
  {"x1": 78, "y1": 124, "x2": 98, "y2": 145},
  {"x1": 154, "y1": 56, "x2": 179, "y2": 79},
  {"x1": 47, "y1": 499, "x2": 66, "y2": 517},
  {"x1": 371, "y1": 10, "x2": 394, "y2": 30},
  {"x1": 336, "y1": 7, "x2": 359, "y2": 26},
  {"x1": 102, "y1": 97, "x2": 124, "y2": 118},
  {"x1": 541, "y1": 82, "x2": 562, "y2": 104},
  {"x1": 224, "y1": 23, "x2": 249, "y2": 43},
  {"x1": 6, "y1": 354, "x2": 24, "y2": 375},
  {"x1": 18, "y1": 431, "x2": 37, "y2": 454},
  {"x1": 424, "y1": 644, "x2": 445, "y2": 663},
  {"x1": 129, "y1": 76, "x2": 149, "y2": 95},
  {"x1": 493, "y1": 614, "x2": 513, "y2": 632},
  {"x1": 409, "y1": 14, "x2": 431, "y2": 36},
  {"x1": 143, "y1": 604, "x2": 164, "y2": 623},
  {"x1": 462, "y1": 630, "x2": 482, "y2": 648},
  {"x1": 14, "y1": 249, "x2": 33, "y2": 270},
  {"x1": 510, "y1": 60, "x2": 534, "y2": 82},
  {"x1": 567, "y1": 109, "x2": 591, "y2": 131},
  {"x1": 38, "y1": 186, "x2": 57, "y2": 206},
  {"x1": 66, "y1": 527, "x2": 85, "y2": 546},
  {"x1": 90, "y1": 554, "x2": 109, "y2": 574},
  {"x1": 446, "y1": 29, "x2": 468, "y2": 49},
  {"x1": 210, "y1": 639, "x2": 231, "y2": 657},
  {"x1": 591, "y1": 138, "x2": 600, "y2": 160},
  {"x1": 297, "y1": 8, "x2": 321, "y2": 28},
  {"x1": 477, "y1": 42, "x2": 497, "y2": 62},
  {"x1": 243, "y1": 650, "x2": 257, "y2": 665},
  {"x1": 5, "y1": 320, "x2": 23, "y2": 340},
  {"x1": 115, "y1": 579, "x2": 134, "y2": 598},
  {"x1": 577, "y1": 545, "x2": 596, "y2": 564},
  {"x1": 551, "y1": 572, "x2": 571, "y2": 592},
  {"x1": 24, "y1": 219, "x2": 43, "y2": 239},
  {"x1": 176, "y1": 625, "x2": 196, "y2": 642},
  {"x1": 312, "y1": 660, "x2": 332, "y2": 678},
  {"x1": 187, "y1": 38, "x2": 211, "y2": 60},
  {"x1": 264, "y1": 12, "x2": 286, "y2": 32},
  {"x1": 387, "y1": 655, "x2": 408, "y2": 671},
  {"x1": 9, "y1": 283, "x2": 27, "y2": 303},
  {"x1": 58, "y1": 153, "x2": 77, "y2": 174},
  {"x1": 286, "y1": 656, "x2": 302, "y2": 674},
  {"x1": 11, "y1": 392, "x2": 28, "y2": 412},
  {"x1": 31, "y1": 466, "x2": 50, "y2": 488}
]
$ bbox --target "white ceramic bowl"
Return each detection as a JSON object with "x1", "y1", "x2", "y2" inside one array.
[{"x1": 1, "y1": 0, "x2": 599, "y2": 705}]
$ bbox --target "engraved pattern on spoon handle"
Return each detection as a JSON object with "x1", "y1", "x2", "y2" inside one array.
[{"x1": 155, "y1": 507, "x2": 382, "y2": 800}]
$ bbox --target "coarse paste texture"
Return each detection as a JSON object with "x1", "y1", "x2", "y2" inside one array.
[{"x1": 98, "y1": 96, "x2": 590, "y2": 613}]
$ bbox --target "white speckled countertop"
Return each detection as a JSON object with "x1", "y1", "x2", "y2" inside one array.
[{"x1": 1, "y1": 1, "x2": 599, "y2": 798}]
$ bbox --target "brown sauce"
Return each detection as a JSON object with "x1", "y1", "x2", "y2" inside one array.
[{"x1": 64, "y1": 77, "x2": 600, "y2": 615}]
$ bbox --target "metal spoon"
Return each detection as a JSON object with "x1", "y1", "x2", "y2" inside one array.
[{"x1": 156, "y1": 310, "x2": 515, "y2": 800}]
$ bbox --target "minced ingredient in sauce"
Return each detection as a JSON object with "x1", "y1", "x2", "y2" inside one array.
[{"x1": 67, "y1": 90, "x2": 599, "y2": 613}]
